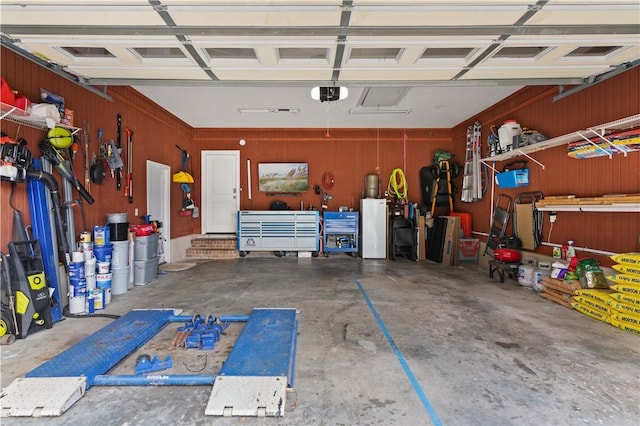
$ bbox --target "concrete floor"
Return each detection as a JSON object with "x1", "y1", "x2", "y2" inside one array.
[{"x1": 1, "y1": 255, "x2": 639, "y2": 426}]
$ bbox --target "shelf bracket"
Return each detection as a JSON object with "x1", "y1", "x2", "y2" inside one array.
[
  {"x1": 479, "y1": 159, "x2": 498, "y2": 173},
  {"x1": 513, "y1": 149, "x2": 545, "y2": 169},
  {"x1": 1, "y1": 105, "x2": 17, "y2": 120},
  {"x1": 584, "y1": 127, "x2": 632, "y2": 158},
  {"x1": 576, "y1": 130, "x2": 614, "y2": 159}
]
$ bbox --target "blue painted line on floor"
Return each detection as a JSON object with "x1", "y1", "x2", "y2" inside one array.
[{"x1": 355, "y1": 278, "x2": 443, "y2": 426}]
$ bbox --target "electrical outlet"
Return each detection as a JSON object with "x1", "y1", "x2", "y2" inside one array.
[
  {"x1": 135, "y1": 208, "x2": 139, "y2": 217},
  {"x1": 549, "y1": 212, "x2": 557, "y2": 223}
]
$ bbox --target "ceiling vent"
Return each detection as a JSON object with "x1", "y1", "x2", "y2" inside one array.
[{"x1": 358, "y1": 87, "x2": 410, "y2": 108}]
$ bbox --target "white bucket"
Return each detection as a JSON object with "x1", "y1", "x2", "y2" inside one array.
[
  {"x1": 85, "y1": 257, "x2": 96, "y2": 277},
  {"x1": 111, "y1": 267, "x2": 129, "y2": 295},
  {"x1": 111, "y1": 241, "x2": 130, "y2": 269},
  {"x1": 518, "y1": 265, "x2": 536, "y2": 287},
  {"x1": 498, "y1": 120, "x2": 521, "y2": 152},
  {"x1": 68, "y1": 296, "x2": 85, "y2": 314},
  {"x1": 72, "y1": 251, "x2": 84, "y2": 263},
  {"x1": 85, "y1": 274, "x2": 96, "y2": 291},
  {"x1": 97, "y1": 262, "x2": 110, "y2": 274},
  {"x1": 96, "y1": 273, "x2": 112, "y2": 292},
  {"x1": 128, "y1": 239, "x2": 135, "y2": 290},
  {"x1": 83, "y1": 247, "x2": 94, "y2": 261}
]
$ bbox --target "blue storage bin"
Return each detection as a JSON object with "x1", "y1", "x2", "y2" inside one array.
[{"x1": 496, "y1": 169, "x2": 529, "y2": 188}]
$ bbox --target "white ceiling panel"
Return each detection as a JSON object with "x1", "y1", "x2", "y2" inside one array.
[
  {"x1": 463, "y1": 66, "x2": 613, "y2": 80},
  {"x1": 67, "y1": 66, "x2": 211, "y2": 81},
  {"x1": 339, "y1": 68, "x2": 462, "y2": 81},
  {"x1": 350, "y1": 10, "x2": 526, "y2": 27},
  {"x1": 213, "y1": 68, "x2": 333, "y2": 81},
  {"x1": 527, "y1": 3, "x2": 640, "y2": 25},
  {"x1": 1, "y1": 1, "x2": 637, "y2": 128},
  {"x1": 162, "y1": 0, "x2": 342, "y2": 4},
  {"x1": 169, "y1": 9, "x2": 341, "y2": 27},
  {"x1": 0, "y1": 5, "x2": 163, "y2": 26}
]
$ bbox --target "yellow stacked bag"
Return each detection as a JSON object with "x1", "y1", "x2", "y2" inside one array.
[
  {"x1": 606, "y1": 253, "x2": 640, "y2": 336},
  {"x1": 572, "y1": 289, "x2": 614, "y2": 325}
]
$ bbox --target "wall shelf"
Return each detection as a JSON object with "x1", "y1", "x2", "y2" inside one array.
[
  {"x1": 481, "y1": 114, "x2": 640, "y2": 168},
  {"x1": 536, "y1": 204, "x2": 639, "y2": 213},
  {"x1": 1, "y1": 101, "x2": 80, "y2": 134}
]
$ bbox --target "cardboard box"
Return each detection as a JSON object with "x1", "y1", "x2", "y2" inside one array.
[
  {"x1": 417, "y1": 216, "x2": 426, "y2": 261},
  {"x1": 458, "y1": 238, "x2": 480, "y2": 263},
  {"x1": 60, "y1": 108, "x2": 74, "y2": 126},
  {"x1": 441, "y1": 216, "x2": 460, "y2": 266}
]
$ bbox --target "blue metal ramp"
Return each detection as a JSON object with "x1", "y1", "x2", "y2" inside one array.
[
  {"x1": 26, "y1": 309, "x2": 175, "y2": 388},
  {"x1": 206, "y1": 308, "x2": 298, "y2": 417},
  {"x1": 219, "y1": 308, "x2": 297, "y2": 381}
]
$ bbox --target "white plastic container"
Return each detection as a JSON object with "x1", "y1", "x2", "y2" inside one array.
[
  {"x1": 498, "y1": 120, "x2": 521, "y2": 152},
  {"x1": 533, "y1": 269, "x2": 551, "y2": 292},
  {"x1": 518, "y1": 264, "x2": 536, "y2": 287}
]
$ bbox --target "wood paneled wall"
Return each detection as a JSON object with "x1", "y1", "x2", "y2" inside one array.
[
  {"x1": 450, "y1": 68, "x2": 640, "y2": 264},
  {"x1": 193, "y1": 127, "x2": 452, "y2": 213},
  {"x1": 2, "y1": 46, "x2": 638, "y2": 265},
  {"x1": 1, "y1": 48, "x2": 195, "y2": 250}
]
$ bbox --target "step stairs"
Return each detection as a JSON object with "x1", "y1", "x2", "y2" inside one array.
[{"x1": 186, "y1": 235, "x2": 239, "y2": 260}]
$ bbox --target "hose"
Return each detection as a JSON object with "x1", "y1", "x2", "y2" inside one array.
[{"x1": 387, "y1": 168, "x2": 408, "y2": 200}]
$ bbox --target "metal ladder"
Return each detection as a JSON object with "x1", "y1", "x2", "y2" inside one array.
[
  {"x1": 461, "y1": 122, "x2": 482, "y2": 203},
  {"x1": 430, "y1": 160, "x2": 454, "y2": 217}
]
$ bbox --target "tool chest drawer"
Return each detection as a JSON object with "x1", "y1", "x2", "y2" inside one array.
[
  {"x1": 323, "y1": 211, "x2": 359, "y2": 254},
  {"x1": 237, "y1": 210, "x2": 319, "y2": 252}
]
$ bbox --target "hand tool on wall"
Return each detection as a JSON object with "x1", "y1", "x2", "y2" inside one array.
[
  {"x1": 125, "y1": 128, "x2": 133, "y2": 203},
  {"x1": 83, "y1": 120, "x2": 90, "y2": 192},
  {"x1": 106, "y1": 139, "x2": 123, "y2": 179},
  {"x1": 39, "y1": 139, "x2": 95, "y2": 204},
  {"x1": 115, "y1": 113, "x2": 122, "y2": 190},
  {"x1": 90, "y1": 128, "x2": 107, "y2": 184},
  {"x1": 99, "y1": 127, "x2": 113, "y2": 178}
]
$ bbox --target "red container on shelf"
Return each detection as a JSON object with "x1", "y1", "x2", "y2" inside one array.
[{"x1": 130, "y1": 224, "x2": 155, "y2": 237}]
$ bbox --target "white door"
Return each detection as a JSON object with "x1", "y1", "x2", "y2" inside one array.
[
  {"x1": 201, "y1": 150, "x2": 240, "y2": 234},
  {"x1": 147, "y1": 160, "x2": 171, "y2": 263}
]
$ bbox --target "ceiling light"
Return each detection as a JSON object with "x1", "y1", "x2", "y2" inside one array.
[
  {"x1": 238, "y1": 107, "x2": 299, "y2": 113},
  {"x1": 311, "y1": 86, "x2": 348, "y2": 102},
  {"x1": 349, "y1": 108, "x2": 411, "y2": 115}
]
